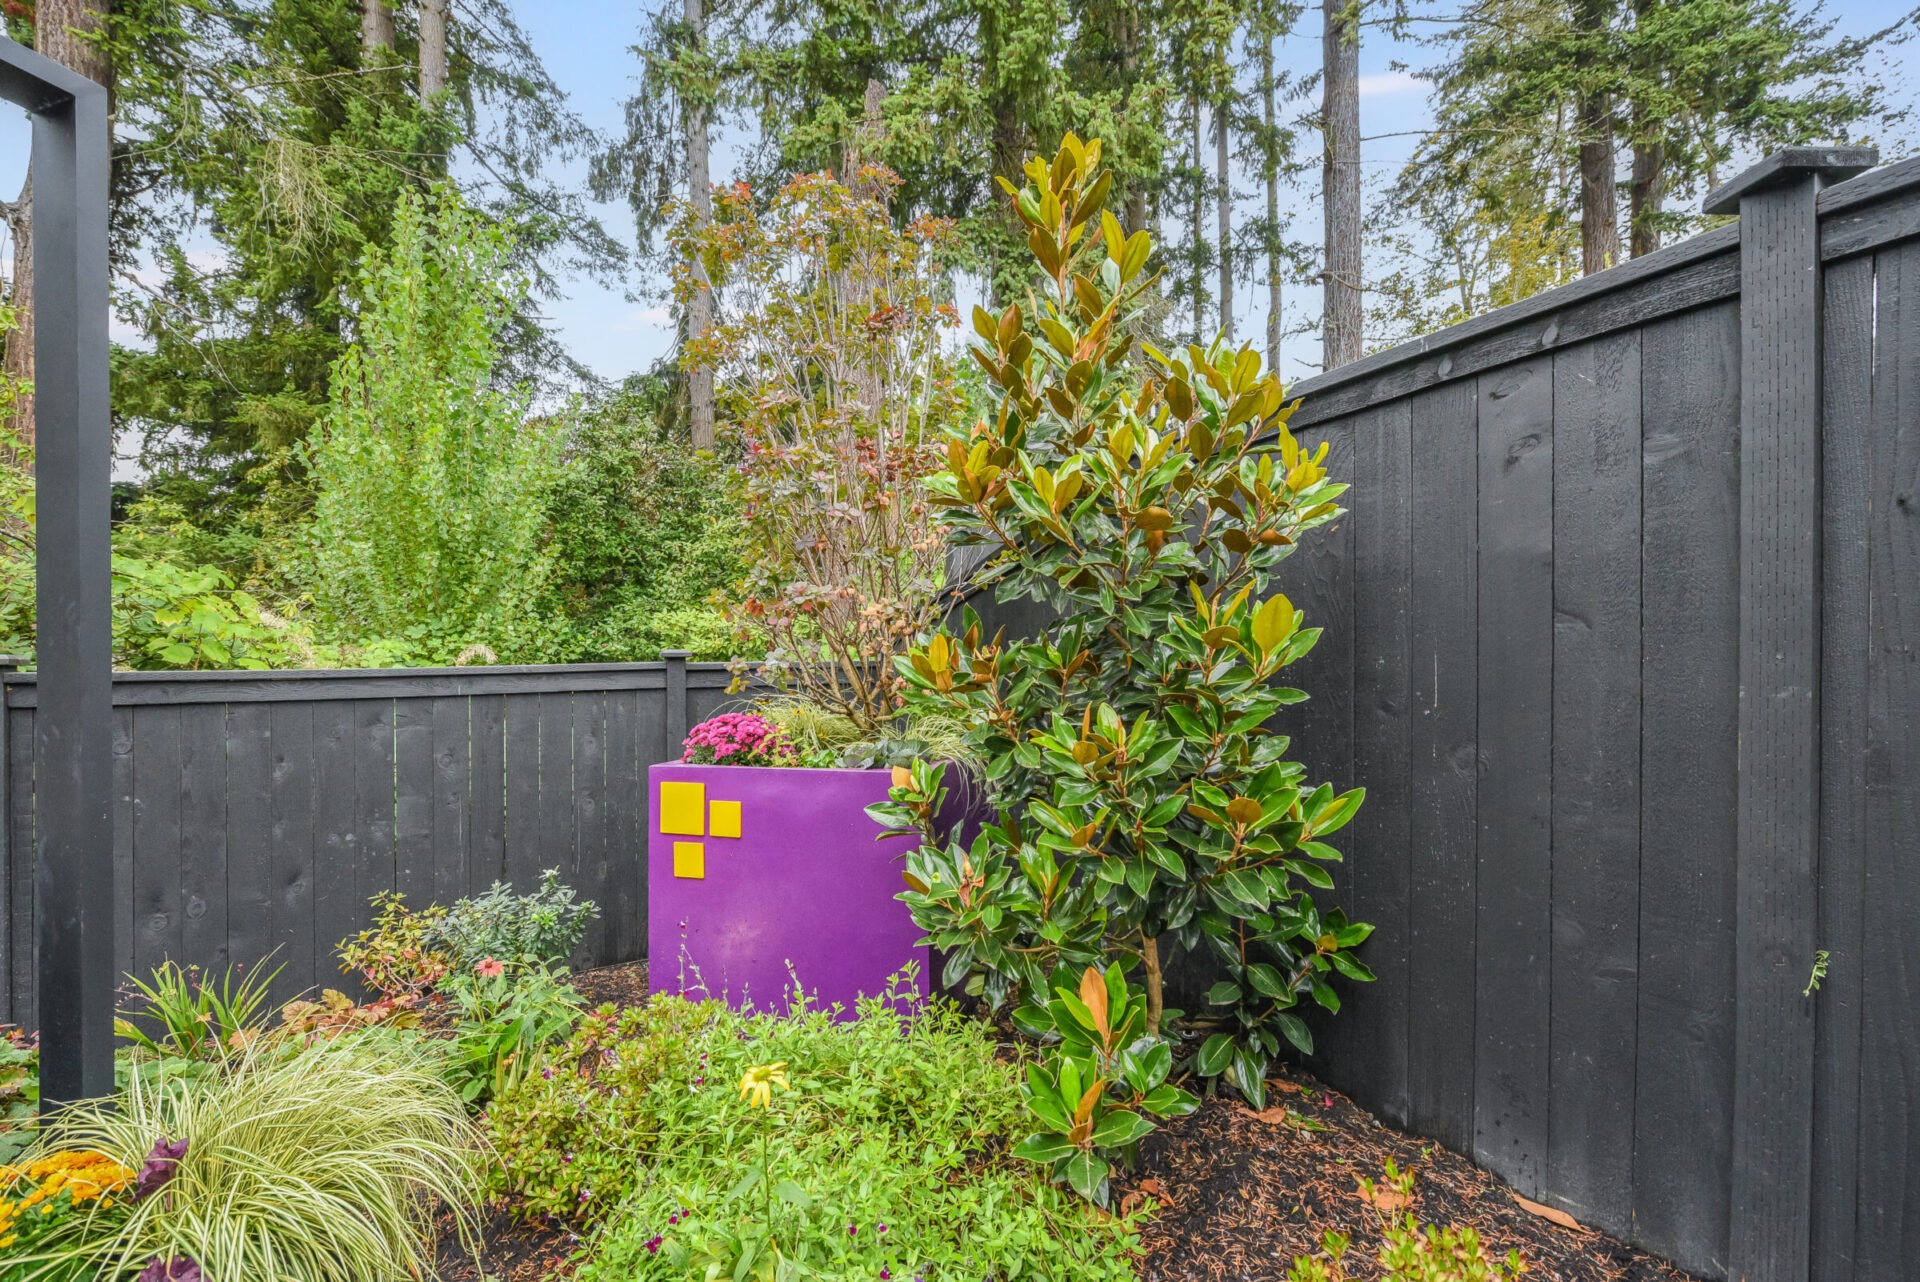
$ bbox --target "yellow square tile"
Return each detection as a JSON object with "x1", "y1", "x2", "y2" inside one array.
[
  {"x1": 672, "y1": 841, "x2": 705, "y2": 879},
  {"x1": 710, "y1": 799, "x2": 741, "y2": 839},
  {"x1": 661, "y1": 781, "x2": 706, "y2": 836}
]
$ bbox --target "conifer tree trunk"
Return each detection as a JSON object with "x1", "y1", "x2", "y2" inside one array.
[
  {"x1": 683, "y1": 0, "x2": 716, "y2": 452},
  {"x1": 362, "y1": 0, "x2": 395, "y2": 55},
  {"x1": 418, "y1": 0, "x2": 449, "y2": 98},
  {"x1": 1320, "y1": 0, "x2": 1362, "y2": 368},
  {"x1": 1189, "y1": 90, "x2": 1204, "y2": 342},
  {"x1": 1574, "y1": 0, "x2": 1617, "y2": 273},
  {"x1": 1216, "y1": 102, "x2": 1232, "y2": 341},
  {"x1": 1629, "y1": 137, "x2": 1664, "y2": 256},
  {"x1": 5, "y1": 0, "x2": 113, "y2": 455},
  {"x1": 1263, "y1": 31, "x2": 1282, "y2": 370}
]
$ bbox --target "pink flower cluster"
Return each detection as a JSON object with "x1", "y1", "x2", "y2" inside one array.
[{"x1": 680, "y1": 713, "x2": 796, "y2": 766}]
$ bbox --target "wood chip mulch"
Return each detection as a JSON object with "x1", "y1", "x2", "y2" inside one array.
[
  {"x1": 1118, "y1": 1068, "x2": 1703, "y2": 1282},
  {"x1": 434, "y1": 960, "x2": 1700, "y2": 1282}
]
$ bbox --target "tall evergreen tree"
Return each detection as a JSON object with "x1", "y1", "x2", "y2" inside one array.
[{"x1": 1320, "y1": 0, "x2": 1362, "y2": 367}]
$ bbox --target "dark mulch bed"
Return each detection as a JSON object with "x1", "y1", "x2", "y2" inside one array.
[
  {"x1": 569, "y1": 958, "x2": 651, "y2": 1009},
  {"x1": 439, "y1": 959, "x2": 1697, "y2": 1282},
  {"x1": 434, "y1": 1200, "x2": 583, "y2": 1282},
  {"x1": 1119, "y1": 1069, "x2": 1702, "y2": 1282}
]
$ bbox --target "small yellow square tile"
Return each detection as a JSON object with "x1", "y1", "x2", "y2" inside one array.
[
  {"x1": 660, "y1": 781, "x2": 706, "y2": 835},
  {"x1": 710, "y1": 799, "x2": 741, "y2": 839},
  {"x1": 673, "y1": 841, "x2": 705, "y2": 879}
]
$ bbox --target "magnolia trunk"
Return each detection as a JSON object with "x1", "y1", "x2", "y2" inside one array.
[{"x1": 647, "y1": 764, "x2": 934, "y2": 1017}]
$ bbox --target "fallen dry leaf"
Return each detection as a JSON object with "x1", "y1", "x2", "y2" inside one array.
[
  {"x1": 1265, "y1": 1077, "x2": 1307, "y2": 1095},
  {"x1": 1250, "y1": 1106, "x2": 1293, "y2": 1125},
  {"x1": 1512, "y1": 1192, "x2": 1586, "y2": 1233},
  {"x1": 1357, "y1": 1177, "x2": 1410, "y2": 1213}
]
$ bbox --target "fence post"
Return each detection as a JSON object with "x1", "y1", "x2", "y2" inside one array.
[
  {"x1": 0, "y1": 656, "x2": 16, "y2": 1025},
  {"x1": 662, "y1": 650, "x2": 691, "y2": 759},
  {"x1": 1706, "y1": 144, "x2": 1876, "y2": 1282}
]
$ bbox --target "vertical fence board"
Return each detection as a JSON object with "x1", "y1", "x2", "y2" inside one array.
[
  {"x1": 1546, "y1": 332, "x2": 1643, "y2": 1232},
  {"x1": 1340, "y1": 399, "x2": 1413, "y2": 1122},
  {"x1": 537, "y1": 692, "x2": 576, "y2": 894},
  {"x1": 1857, "y1": 239, "x2": 1920, "y2": 1277},
  {"x1": 468, "y1": 693, "x2": 507, "y2": 894},
  {"x1": 109, "y1": 707, "x2": 133, "y2": 988},
  {"x1": 178, "y1": 704, "x2": 229, "y2": 975},
  {"x1": 1407, "y1": 380, "x2": 1480, "y2": 1155},
  {"x1": 605, "y1": 689, "x2": 644, "y2": 965},
  {"x1": 1473, "y1": 357, "x2": 1554, "y2": 1195},
  {"x1": 311, "y1": 701, "x2": 357, "y2": 985},
  {"x1": 429, "y1": 697, "x2": 470, "y2": 910},
  {"x1": 224, "y1": 703, "x2": 272, "y2": 1000},
  {"x1": 1812, "y1": 252, "x2": 1875, "y2": 1282},
  {"x1": 504, "y1": 695, "x2": 542, "y2": 892},
  {"x1": 1634, "y1": 301, "x2": 1742, "y2": 1278},
  {"x1": 574, "y1": 690, "x2": 608, "y2": 966},
  {"x1": 1287, "y1": 415, "x2": 1356, "y2": 869},
  {"x1": 352, "y1": 700, "x2": 396, "y2": 933},
  {"x1": 131, "y1": 706, "x2": 184, "y2": 983},
  {"x1": 267, "y1": 701, "x2": 316, "y2": 1002},
  {"x1": 393, "y1": 700, "x2": 433, "y2": 905}
]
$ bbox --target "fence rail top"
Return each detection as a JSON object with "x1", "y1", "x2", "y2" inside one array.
[
  {"x1": 1284, "y1": 152, "x2": 1920, "y2": 428},
  {"x1": 0, "y1": 658, "x2": 751, "y2": 707}
]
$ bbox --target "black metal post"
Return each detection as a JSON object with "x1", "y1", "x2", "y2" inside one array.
[{"x1": 0, "y1": 36, "x2": 114, "y2": 1107}]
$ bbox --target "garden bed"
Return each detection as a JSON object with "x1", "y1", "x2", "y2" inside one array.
[{"x1": 435, "y1": 959, "x2": 1699, "y2": 1282}]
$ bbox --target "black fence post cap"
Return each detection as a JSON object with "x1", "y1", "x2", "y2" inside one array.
[
  {"x1": 661, "y1": 649, "x2": 692, "y2": 660},
  {"x1": 1703, "y1": 145, "x2": 1879, "y2": 215}
]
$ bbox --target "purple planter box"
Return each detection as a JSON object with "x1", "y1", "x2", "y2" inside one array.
[{"x1": 647, "y1": 763, "x2": 930, "y2": 1017}]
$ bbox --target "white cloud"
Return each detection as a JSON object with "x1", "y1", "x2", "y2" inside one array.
[
  {"x1": 620, "y1": 305, "x2": 674, "y2": 331},
  {"x1": 1358, "y1": 70, "x2": 1421, "y2": 99}
]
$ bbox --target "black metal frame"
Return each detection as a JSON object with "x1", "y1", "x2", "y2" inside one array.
[{"x1": 0, "y1": 36, "x2": 112, "y2": 1107}]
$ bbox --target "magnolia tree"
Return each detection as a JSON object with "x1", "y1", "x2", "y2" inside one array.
[
  {"x1": 671, "y1": 167, "x2": 967, "y2": 732},
  {"x1": 872, "y1": 137, "x2": 1371, "y2": 1200}
]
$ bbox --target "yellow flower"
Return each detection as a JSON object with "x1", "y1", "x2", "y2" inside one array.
[{"x1": 737, "y1": 1062, "x2": 790, "y2": 1110}]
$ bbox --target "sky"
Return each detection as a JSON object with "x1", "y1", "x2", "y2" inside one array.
[{"x1": 0, "y1": 0, "x2": 1913, "y2": 411}]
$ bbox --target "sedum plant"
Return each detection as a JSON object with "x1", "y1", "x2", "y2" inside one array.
[{"x1": 873, "y1": 135, "x2": 1372, "y2": 1118}]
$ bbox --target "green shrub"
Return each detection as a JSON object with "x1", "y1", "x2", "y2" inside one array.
[
  {"x1": 11, "y1": 1037, "x2": 483, "y2": 1282},
  {"x1": 876, "y1": 137, "x2": 1371, "y2": 1128},
  {"x1": 300, "y1": 186, "x2": 561, "y2": 660},
  {"x1": 538, "y1": 377, "x2": 748, "y2": 664},
  {"x1": 337, "y1": 891, "x2": 451, "y2": 1000},
  {"x1": 428, "y1": 869, "x2": 599, "y2": 972},
  {"x1": 490, "y1": 976, "x2": 1140, "y2": 1280},
  {"x1": 439, "y1": 961, "x2": 582, "y2": 1108}
]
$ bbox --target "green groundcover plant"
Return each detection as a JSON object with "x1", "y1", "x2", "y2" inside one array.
[
  {"x1": 872, "y1": 134, "x2": 1372, "y2": 1201},
  {"x1": 489, "y1": 970, "x2": 1141, "y2": 1281}
]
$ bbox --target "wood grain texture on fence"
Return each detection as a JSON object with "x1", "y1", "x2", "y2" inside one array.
[
  {"x1": 0, "y1": 658, "x2": 753, "y2": 1030},
  {"x1": 959, "y1": 153, "x2": 1920, "y2": 1282}
]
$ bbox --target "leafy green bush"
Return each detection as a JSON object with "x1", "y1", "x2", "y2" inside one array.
[
  {"x1": 439, "y1": 960, "x2": 583, "y2": 1107},
  {"x1": 0, "y1": 1029, "x2": 35, "y2": 1164},
  {"x1": 10, "y1": 1038, "x2": 482, "y2": 1282},
  {"x1": 300, "y1": 185, "x2": 561, "y2": 661},
  {"x1": 490, "y1": 975, "x2": 1140, "y2": 1280},
  {"x1": 427, "y1": 869, "x2": 599, "y2": 972},
  {"x1": 538, "y1": 376, "x2": 747, "y2": 663},
  {"x1": 337, "y1": 892, "x2": 452, "y2": 1000},
  {"x1": 877, "y1": 137, "x2": 1371, "y2": 1120}
]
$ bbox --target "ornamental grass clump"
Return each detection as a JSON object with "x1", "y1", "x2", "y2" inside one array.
[
  {"x1": 8, "y1": 1038, "x2": 483, "y2": 1282},
  {"x1": 874, "y1": 135, "x2": 1372, "y2": 1158}
]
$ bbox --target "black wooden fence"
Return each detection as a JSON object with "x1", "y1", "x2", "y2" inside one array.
[
  {"x1": 1240, "y1": 148, "x2": 1913, "y2": 1282},
  {"x1": 0, "y1": 654, "x2": 747, "y2": 1034}
]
